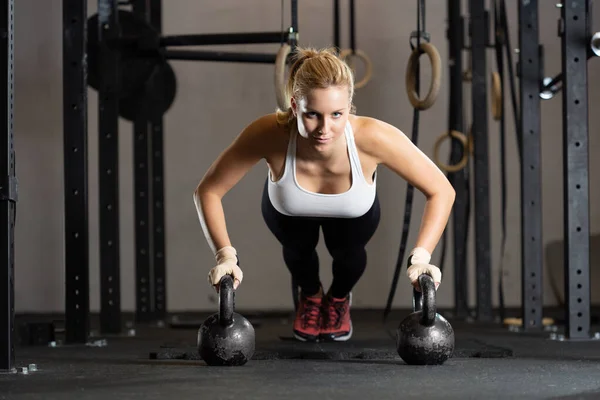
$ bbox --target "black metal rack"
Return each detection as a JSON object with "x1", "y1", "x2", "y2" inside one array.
[
  {"x1": 560, "y1": 0, "x2": 592, "y2": 340},
  {"x1": 517, "y1": 0, "x2": 544, "y2": 331},
  {"x1": 516, "y1": 0, "x2": 594, "y2": 337},
  {"x1": 0, "y1": 0, "x2": 15, "y2": 373},
  {"x1": 63, "y1": 0, "x2": 90, "y2": 344},
  {"x1": 131, "y1": 0, "x2": 166, "y2": 325},
  {"x1": 446, "y1": 0, "x2": 470, "y2": 319},
  {"x1": 59, "y1": 0, "x2": 300, "y2": 341},
  {"x1": 97, "y1": 0, "x2": 123, "y2": 335},
  {"x1": 469, "y1": 0, "x2": 493, "y2": 322},
  {"x1": 450, "y1": 0, "x2": 584, "y2": 327}
]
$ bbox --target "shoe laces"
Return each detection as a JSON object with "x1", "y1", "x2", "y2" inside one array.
[
  {"x1": 325, "y1": 297, "x2": 347, "y2": 328},
  {"x1": 301, "y1": 297, "x2": 321, "y2": 328}
]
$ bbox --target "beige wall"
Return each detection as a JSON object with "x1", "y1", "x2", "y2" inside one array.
[{"x1": 13, "y1": 0, "x2": 600, "y2": 313}]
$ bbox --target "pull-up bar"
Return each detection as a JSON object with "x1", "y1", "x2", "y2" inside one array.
[{"x1": 159, "y1": 32, "x2": 287, "y2": 47}]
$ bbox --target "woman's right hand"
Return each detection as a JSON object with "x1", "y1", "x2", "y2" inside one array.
[{"x1": 207, "y1": 246, "x2": 243, "y2": 291}]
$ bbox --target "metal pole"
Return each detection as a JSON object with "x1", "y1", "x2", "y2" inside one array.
[
  {"x1": 561, "y1": 0, "x2": 591, "y2": 340},
  {"x1": 469, "y1": 0, "x2": 493, "y2": 322},
  {"x1": 98, "y1": 0, "x2": 122, "y2": 335},
  {"x1": 333, "y1": 0, "x2": 340, "y2": 49},
  {"x1": 291, "y1": 0, "x2": 298, "y2": 47},
  {"x1": 149, "y1": 0, "x2": 167, "y2": 324},
  {"x1": 131, "y1": 0, "x2": 154, "y2": 325},
  {"x1": 163, "y1": 50, "x2": 277, "y2": 63},
  {"x1": 518, "y1": 0, "x2": 543, "y2": 331},
  {"x1": 446, "y1": 0, "x2": 469, "y2": 319},
  {"x1": 0, "y1": 0, "x2": 15, "y2": 373},
  {"x1": 159, "y1": 31, "x2": 286, "y2": 47},
  {"x1": 63, "y1": 0, "x2": 90, "y2": 344}
]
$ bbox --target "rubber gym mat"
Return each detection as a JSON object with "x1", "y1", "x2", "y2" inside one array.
[{"x1": 149, "y1": 337, "x2": 512, "y2": 361}]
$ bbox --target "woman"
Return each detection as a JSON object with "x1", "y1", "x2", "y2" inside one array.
[{"x1": 193, "y1": 47, "x2": 455, "y2": 343}]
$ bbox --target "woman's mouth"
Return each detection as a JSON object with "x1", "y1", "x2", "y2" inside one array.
[{"x1": 312, "y1": 135, "x2": 331, "y2": 143}]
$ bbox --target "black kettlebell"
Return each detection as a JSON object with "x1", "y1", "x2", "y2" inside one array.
[
  {"x1": 197, "y1": 274, "x2": 255, "y2": 366},
  {"x1": 396, "y1": 274, "x2": 454, "y2": 365}
]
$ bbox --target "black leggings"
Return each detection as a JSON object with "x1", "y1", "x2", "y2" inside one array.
[{"x1": 261, "y1": 181, "x2": 381, "y2": 299}]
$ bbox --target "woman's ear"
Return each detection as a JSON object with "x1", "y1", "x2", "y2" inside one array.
[{"x1": 290, "y1": 97, "x2": 297, "y2": 117}]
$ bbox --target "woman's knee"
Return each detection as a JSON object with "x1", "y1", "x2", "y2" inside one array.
[
  {"x1": 283, "y1": 243, "x2": 318, "y2": 260},
  {"x1": 329, "y1": 246, "x2": 367, "y2": 267}
]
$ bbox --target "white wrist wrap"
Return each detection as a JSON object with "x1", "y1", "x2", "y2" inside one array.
[
  {"x1": 215, "y1": 246, "x2": 237, "y2": 264},
  {"x1": 409, "y1": 247, "x2": 431, "y2": 265}
]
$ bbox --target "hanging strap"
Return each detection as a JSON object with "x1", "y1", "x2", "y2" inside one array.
[
  {"x1": 383, "y1": 0, "x2": 428, "y2": 322},
  {"x1": 498, "y1": 0, "x2": 522, "y2": 162},
  {"x1": 493, "y1": 0, "x2": 507, "y2": 323}
]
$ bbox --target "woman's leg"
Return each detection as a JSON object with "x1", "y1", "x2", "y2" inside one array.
[
  {"x1": 261, "y1": 182, "x2": 323, "y2": 341},
  {"x1": 261, "y1": 182, "x2": 322, "y2": 295},
  {"x1": 319, "y1": 194, "x2": 381, "y2": 341}
]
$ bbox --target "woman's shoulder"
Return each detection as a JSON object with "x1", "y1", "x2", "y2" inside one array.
[
  {"x1": 238, "y1": 113, "x2": 289, "y2": 156},
  {"x1": 239, "y1": 113, "x2": 290, "y2": 141},
  {"x1": 351, "y1": 115, "x2": 393, "y2": 146},
  {"x1": 350, "y1": 115, "x2": 409, "y2": 161}
]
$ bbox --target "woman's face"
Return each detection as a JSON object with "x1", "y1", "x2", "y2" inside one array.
[{"x1": 291, "y1": 86, "x2": 350, "y2": 148}]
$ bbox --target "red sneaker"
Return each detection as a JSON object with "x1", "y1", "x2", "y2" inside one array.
[
  {"x1": 320, "y1": 292, "x2": 352, "y2": 341},
  {"x1": 293, "y1": 293, "x2": 322, "y2": 342}
]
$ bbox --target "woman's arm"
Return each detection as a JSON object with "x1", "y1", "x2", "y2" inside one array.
[
  {"x1": 360, "y1": 117, "x2": 455, "y2": 284},
  {"x1": 193, "y1": 114, "x2": 275, "y2": 254}
]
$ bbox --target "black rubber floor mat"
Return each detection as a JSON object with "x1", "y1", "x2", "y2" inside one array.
[
  {"x1": 149, "y1": 337, "x2": 512, "y2": 361},
  {"x1": 453, "y1": 338, "x2": 513, "y2": 358}
]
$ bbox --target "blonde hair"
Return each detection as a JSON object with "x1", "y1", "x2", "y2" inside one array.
[{"x1": 275, "y1": 46, "x2": 356, "y2": 126}]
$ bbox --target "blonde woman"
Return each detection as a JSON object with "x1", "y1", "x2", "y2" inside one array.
[{"x1": 194, "y1": 47, "x2": 455, "y2": 342}]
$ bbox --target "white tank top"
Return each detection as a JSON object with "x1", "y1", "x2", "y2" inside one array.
[{"x1": 267, "y1": 122, "x2": 377, "y2": 218}]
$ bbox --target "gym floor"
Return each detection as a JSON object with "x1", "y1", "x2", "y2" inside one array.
[{"x1": 2, "y1": 309, "x2": 600, "y2": 400}]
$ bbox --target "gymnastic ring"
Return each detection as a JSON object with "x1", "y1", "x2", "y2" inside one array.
[
  {"x1": 339, "y1": 48, "x2": 373, "y2": 89},
  {"x1": 274, "y1": 43, "x2": 292, "y2": 110},
  {"x1": 433, "y1": 130, "x2": 469, "y2": 173},
  {"x1": 405, "y1": 42, "x2": 442, "y2": 110},
  {"x1": 491, "y1": 71, "x2": 502, "y2": 121}
]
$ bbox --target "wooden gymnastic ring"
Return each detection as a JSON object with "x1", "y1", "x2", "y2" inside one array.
[
  {"x1": 405, "y1": 42, "x2": 442, "y2": 110},
  {"x1": 433, "y1": 130, "x2": 469, "y2": 173},
  {"x1": 339, "y1": 48, "x2": 373, "y2": 89},
  {"x1": 491, "y1": 71, "x2": 502, "y2": 121},
  {"x1": 274, "y1": 43, "x2": 292, "y2": 110}
]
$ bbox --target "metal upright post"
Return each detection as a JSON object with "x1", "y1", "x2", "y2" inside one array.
[
  {"x1": 63, "y1": 0, "x2": 90, "y2": 344},
  {"x1": 131, "y1": 0, "x2": 153, "y2": 325},
  {"x1": 518, "y1": 0, "x2": 543, "y2": 331},
  {"x1": 98, "y1": 0, "x2": 122, "y2": 334},
  {"x1": 291, "y1": 0, "x2": 298, "y2": 47},
  {"x1": 289, "y1": 0, "x2": 300, "y2": 310},
  {"x1": 469, "y1": 0, "x2": 493, "y2": 321},
  {"x1": 149, "y1": 0, "x2": 167, "y2": 321},
  {"x1": 333, "y1": 0, "x2": 340, "y2": 49},
  {"x1": 446, "y1": 0, "x2": 469, "y2": 319},
  {"x1": 0, "y1": 0, "x2": 15, "y2": 373},
  {"x1": 561, "y1": 0, "x2": 591, "y2": 340},
  {"x1": 131, "y1": 0, "x2": 166, "y2": 324}
]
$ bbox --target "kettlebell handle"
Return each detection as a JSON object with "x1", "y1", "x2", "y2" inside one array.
[
  {"x1": 412, "y1": 274, "x2": 436, "y2": 327},
  {"x1": 219, "y1": 274, "x2": 235, "y2": 326}
]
